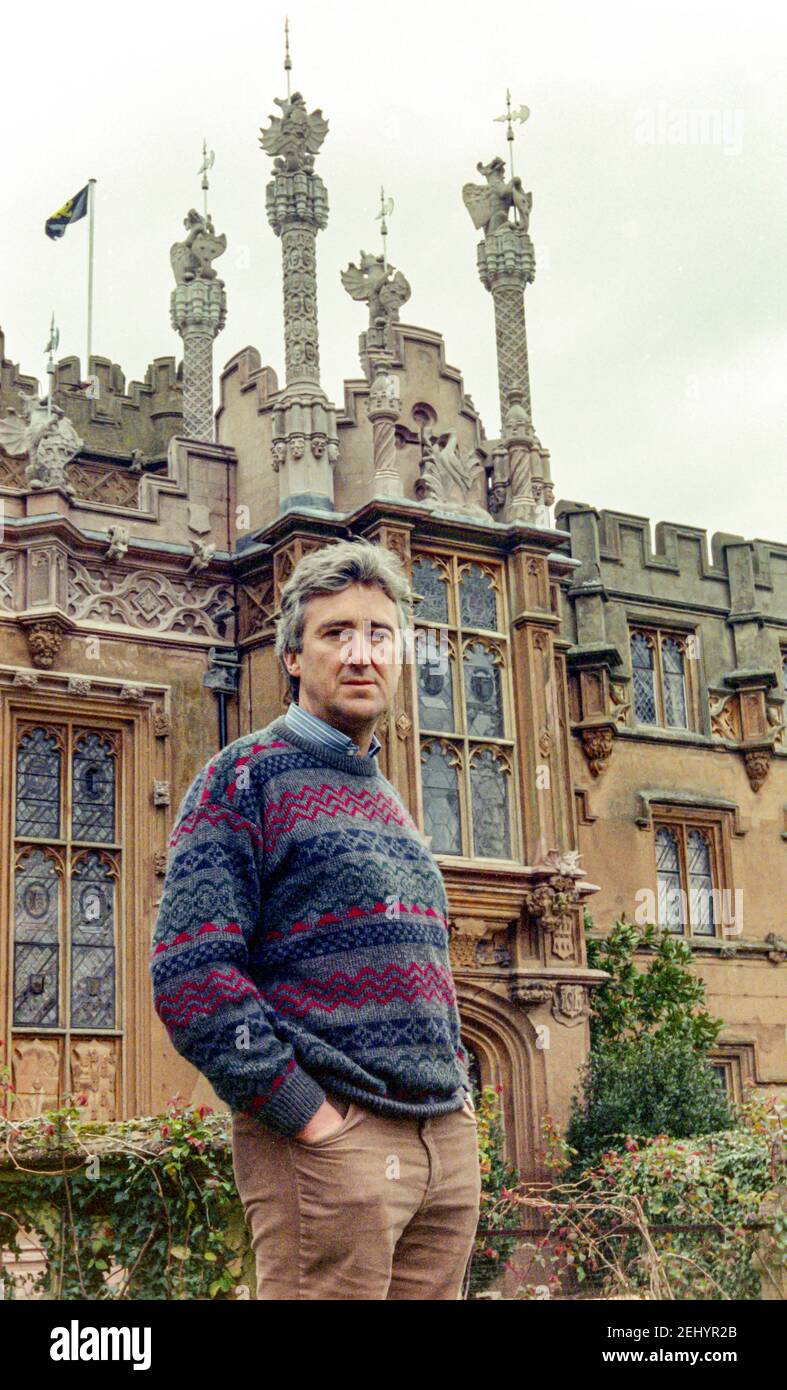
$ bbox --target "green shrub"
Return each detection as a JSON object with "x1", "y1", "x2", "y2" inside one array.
[{"x1": 565, "y1": 1034, "x2": 737, "y2": 1178}]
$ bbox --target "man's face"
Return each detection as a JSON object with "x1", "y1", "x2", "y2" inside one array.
[{"x1": 282, "y1": 583, "x2": 403, "y2": 739}]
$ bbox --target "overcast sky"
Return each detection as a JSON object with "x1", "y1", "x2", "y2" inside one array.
[{"x1": 2, "y1": 0, "x2": 784, "y2": 544}]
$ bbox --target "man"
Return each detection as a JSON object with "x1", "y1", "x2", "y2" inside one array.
[{"x1": 150, "y1": 538, "x2": 481, "y2": 1299}]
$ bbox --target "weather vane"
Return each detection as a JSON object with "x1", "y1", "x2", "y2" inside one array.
[
  {"x1": 197, "y1": 140, "x2": 215, "y2": 219},
  {"x1": 376, "y1": 186, "x2": 394, "y2": 272},
  {"x1": 284, "y1": 15, "x2": 292, "y2": 98},
  {"x1": 494, "y1": 89, "x2": 530, "y2": 184}
]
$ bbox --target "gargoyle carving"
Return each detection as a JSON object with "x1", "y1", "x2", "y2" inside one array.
[
  {"x1": 259, "y1": 91, "x2": 329, "y2": 172},
  {"x1": 170, "y1": 209, "x2": 227, "y2": 285},
  {"x1": 462, "y1": 156, "x2": 532, "y2": 236},
  {"x1": 341, "y1": 251, "x2": 411, "y2": 328},
  {"x1": 416, "y1": 429, "x2": 487, "y2": 515},
  {"x1": 0, "y1": 393, "x2": 81, "y2": 494}
]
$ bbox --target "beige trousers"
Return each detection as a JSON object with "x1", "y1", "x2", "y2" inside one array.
[{"x1": 231, "y1": 1094, "x2": 482, "y2": 1300}]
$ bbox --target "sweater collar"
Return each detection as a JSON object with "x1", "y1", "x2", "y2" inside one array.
[
  {"x1": 270, "y1": 713, "x2": 383, "y2": 777},
  {"x1": 285, "y1": 701, "x2": 382, "y2": 760}
]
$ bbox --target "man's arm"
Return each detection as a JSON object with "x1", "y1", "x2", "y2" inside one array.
[{"x1": 149, "y1": 766, "x2": 327, "y2": 1137}]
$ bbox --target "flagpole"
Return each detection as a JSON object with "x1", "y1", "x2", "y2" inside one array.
[{"x1": 87, "y1": 178, "x2": 96, "y2": 375}]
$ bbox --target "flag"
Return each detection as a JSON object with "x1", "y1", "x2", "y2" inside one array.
[{"x1": 45, "y1": 185, "x2": 89, "y2": 240}]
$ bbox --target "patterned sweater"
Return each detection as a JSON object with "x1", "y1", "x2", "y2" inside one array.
[{"x1": 150, "y1": 713, "x2": 472, "y2": 1136}]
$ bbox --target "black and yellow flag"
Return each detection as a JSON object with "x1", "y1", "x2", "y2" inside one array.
[{"x1": 45, "y1": 185, "x2": 89, "y2": 240}]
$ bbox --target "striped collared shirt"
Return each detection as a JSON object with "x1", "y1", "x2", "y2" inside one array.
[{"x1": 285, "y1": 701, "x2": 382, "y2": 759}]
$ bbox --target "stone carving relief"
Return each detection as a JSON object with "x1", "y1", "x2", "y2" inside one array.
[
  {"x1": 105, "y1": 525, "x2": 130, "y2": 561},
  {"x1": 259, "y1": 91, "x2": 329, "y2": 173},
  {"x1": 25, "y1": 620, "x2": 65, "y2": 670},
  {"x1": 341, "y1": 251, "x2": 411, "y2": 335},
  {"x1": 552, "y1": 983, "x2": 588, "y2": 1027},
  {"x1": 511, "y1": 981, "x2": 553, "y2": 1008},
  {"x1": 67, "y1": 560, "x2": 232, "y2": 638},
  {"x1": 0, "y1": 393, "x2": 82, "y2": 494},
  {"x1": 0, "y1": 552, "x2": 16, "y2": 610},
  {"x1": 416, "y1": 429, "x2": 487, "y2": 515},
  {"x1": 153, "y1": 781, "x2": 171, "y2": 806},
  {"x1": 67, "y1": 675, "x2": 92, "y2": 695},
  {"x1": 11, "y1": 1037, "x2": 61, "y2": 1118},
  {"x1": 524, "y1": 877, "x2": 579, "y2": 961},
  {"x1": 70, "y1": 1039, "x2": 118, "y2": 1122},
  {"x1": 743, "y1": 748, "x2": 770, "y2": 793},
  {"x1": 67, "y1": 461, "x2": 141, "y2": 509},
  {"x1": 579, "y1": 724, "x2": 614, "y2": 778},
  {"x1": 463, "y1": 157, "x2": 532, "y2": 236},
  {"x1": 240, "y1": 575, "x2": 277, "y2": 640},
  {"x1": 170, "y1": 209, "x2": 227, "y2": 284},
  {"x1": 710, "y1": 693, "x2": 740, "y2": 741},
  {"x1": 188, "y1": 539, "x2": 216, "y2": 573}
]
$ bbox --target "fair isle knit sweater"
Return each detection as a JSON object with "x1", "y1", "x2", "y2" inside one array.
[{"x1": 150, "y1": 712, "x2": 472, "y2": 1137}]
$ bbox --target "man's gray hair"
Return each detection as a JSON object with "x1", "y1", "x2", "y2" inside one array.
[{"x1": 274, "y1": 538, "x2": 414, "y2": 700}]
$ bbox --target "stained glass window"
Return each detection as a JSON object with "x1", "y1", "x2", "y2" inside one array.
[
  {"x1": 13, "y1": 848, "x2": 61, "y2": 1026},
  {"x1": 416, "y1": 638, "x2": 455, "y2": 733},
  {"x1": 414, "y1": 553, "x2": 516, "y2": 860},
  {"x1": 463, "y1": 642, "x2": 504, "y2": 738},
  {"x1": 71, "y1": 852, "x2": 117, "y2": 1028},
  {"x1": 656, "y1": 827, "x2": 684, "y2": 932},
  {"x1": 412, "y1": 556, "x2": 449, "y2": 624},
  {"x1": 459, "y1": 564, "x2": 497, "y2": 631},
  {"x1": 72, "y1": 733, "x2": 116, "y2": 842},
  {"x1": 11, "y1": 718, "x2": 123, "y2": 1071},
  {"x1": 662, "y1": 639, "x2": 688, "y2": 729},
  {"x1": 631, "y1": 633, "x2": 657, "y2": 725},
  {"x1": 470, "y1": 749, "x2": 511, "y2": 858},
  {"x1": 421, "y1": 742, "x2": 462, "y2": 855},
  {"x1": 15, "y1": 728, "x2": 62, "y2": 838}
]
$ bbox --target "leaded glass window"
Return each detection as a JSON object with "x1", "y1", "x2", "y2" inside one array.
[
  {"x1": 632, "y1": 633, "x2": 656, "y2": 725},
  {"x1": 416, "y1": 637, "x2": 455, "y2": 733},
  {"x1": 459, "y1": 563, "x2": 498, "y2": 631},
  {"x1": 463, "y1": 642, "x2": 504, "y2": 738},
  {"x1": 71, "y1": 852, "x2": 117, "y2": 1028},
  {"x1": 655, "y1": 819, "x2": 721, "y2": 937},
  {"x1": 662, "y1": 639, "x2": 688, "y2": 729},
  {"x1": 469, "y1": 748, "x2": 511, "y2": 858},
  {"x1": 656, "y1": 827, "x2": 683, "y2": 932},
  {"x1": 421, "y1": 742, "x2": 462, "y2": 855},
  {"x1": 13, "y1": 848, "x2": 61, "y2": 1026},
  {"x1": 11, "y1": 720, "x2": 122, "y2": 1041},
  {"x1": 687, "y1": 829, "x2": 714, "y2": 935},
  {"x1": 15, "y1": 728, "x2": 62, "y2": 838},
  {"x1": 415, "y1": 552, "x2": 518, "y2": 861},
  {"x1": 72, "y1": 733, "x2": 116, "y2": 842},
  {"x1": 412, "y1": 556, "x2": 450, "y2": 624},
  {"x1": 631, "y1": 626, "x2": 696, "y2": 730}
]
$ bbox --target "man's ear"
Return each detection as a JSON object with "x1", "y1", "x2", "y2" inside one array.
[{"x1": 282, "y1": 650, "x2": 301, "y2": 678}]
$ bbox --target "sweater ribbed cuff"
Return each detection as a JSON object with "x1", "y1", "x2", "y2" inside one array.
[{"x1": 250, "y1": 1065, "x2": 327, "y2": 1138}]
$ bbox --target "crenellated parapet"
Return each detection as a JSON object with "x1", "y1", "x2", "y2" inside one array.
[
  {"x1": 556, "y1": 500, "x2": 787, "y2": 789},
  {"x1": 0, "y1": 329, "x2": 184, "y2": 461}
]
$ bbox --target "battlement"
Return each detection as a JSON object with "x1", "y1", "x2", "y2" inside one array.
[
  {"x1": 555, "y1": 500, "x2": 787, "y2": 619},
  {"x1": 0, "y1": 327, "x2": 184, "y2": 461}
]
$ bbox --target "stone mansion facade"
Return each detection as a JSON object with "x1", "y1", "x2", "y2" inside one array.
[{"x1": 0, "y1": 83, "x2": 784, "y2": 1181}]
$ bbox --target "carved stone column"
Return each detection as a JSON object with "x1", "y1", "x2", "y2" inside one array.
[
  {"x1": 170, "y1": 277, "x2": 227, "y2": 440},
  {"x1": 476, "y1": 224, "x2": 535, "y2": 430},
  {"x1": 368, "y1": 359, "x2": 403, "y2": 497},
  {"x1": 464, "y1": 156, "x2": 554, "y2": 525},
  {"x1": 261, "y1": 92, "x2": 338, "y2": 511}
]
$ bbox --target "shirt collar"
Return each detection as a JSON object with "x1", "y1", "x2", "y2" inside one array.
[{"x1": 285, "y1": 701, "x2": 382, "y2": 759}]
